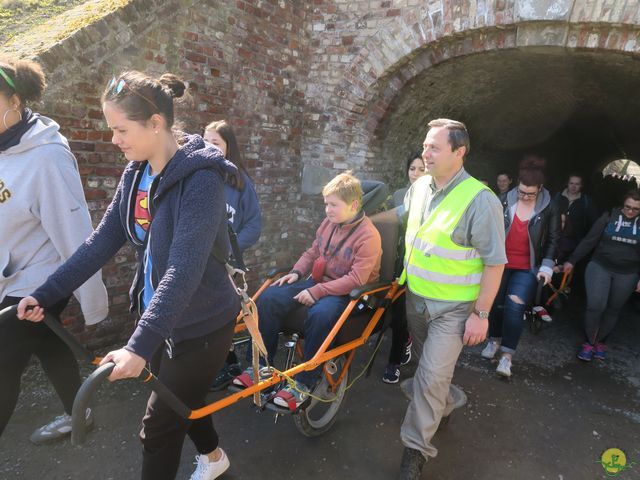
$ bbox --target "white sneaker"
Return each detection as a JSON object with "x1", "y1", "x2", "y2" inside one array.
[
  {"x1": 481, "y1": 340, "x2": 500, "y2": 359},
  {"x1": 189, "y1": 449, "x2": 230, "y2": 480},
  {"x1": 496, "y1": 355, "x2": 512, "y2": 377},
  {"x1": 29, "y1": 408, "x2": 93, "y2": 445}
]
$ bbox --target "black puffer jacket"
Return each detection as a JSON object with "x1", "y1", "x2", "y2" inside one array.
[{"x1": 502, "y1": 187, "x2": 561, "y2": 273}]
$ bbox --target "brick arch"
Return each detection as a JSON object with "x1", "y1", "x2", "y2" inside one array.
[{"x1": 319, "y1": 1, "x2": 640, "y2": 164}]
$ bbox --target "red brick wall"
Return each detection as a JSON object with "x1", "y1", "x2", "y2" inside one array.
[
  {"x1": 33, "y1": 0, "x2": 311, "y2": 346},
  {"x1": 19, "y1": 0, "x2": 640, "y2": 347}
]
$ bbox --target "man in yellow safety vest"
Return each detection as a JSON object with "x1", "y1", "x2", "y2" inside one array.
[{"x1": 398, "y1": 119, "x2": 506, "y2": 479}]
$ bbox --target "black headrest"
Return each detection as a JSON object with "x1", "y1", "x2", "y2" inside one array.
[{"x1": 360, "y1": 180, "x2": 389, "y2": 216}]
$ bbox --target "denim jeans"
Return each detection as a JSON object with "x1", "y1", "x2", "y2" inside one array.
[
  {"x1": 249, "y1": 279, "x2": 350, "y2": 387},
  {"x1": 488, "y1": 268, "x2": 538, "y2": 353},
  {"x1": 584, "y1": 261, "x2": 639, "y2": 344}
]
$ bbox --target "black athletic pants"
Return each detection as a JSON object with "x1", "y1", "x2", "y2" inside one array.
[
  {"x1": 0, "y1": 295, "x2": 75, "y2": 436},
  {"x1": 388, "y1": 295, "x2": 410, "y2": 365},
  {"x1": 140, "y1": 319, "x2": 235, "y2": 480}
]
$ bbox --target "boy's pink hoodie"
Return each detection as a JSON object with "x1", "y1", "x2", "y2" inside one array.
[{"x1": 292, "y1": 213, "x2": 382, "y2": 300}]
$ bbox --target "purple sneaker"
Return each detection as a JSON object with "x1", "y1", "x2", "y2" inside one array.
[
  {"x1": 594, "y1": 343, "x2": 606, "y2": 361},
  {"x1": 577, "y1": 343, "x2": 594, "y2": 362}
]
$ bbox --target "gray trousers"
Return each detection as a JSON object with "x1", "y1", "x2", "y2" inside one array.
[
  {"x1": 584, "y1": 261, "x2": 639, "y2": 344},
  {"x1": 400, "y1": 291, "x2": 472, "y2": 459}
]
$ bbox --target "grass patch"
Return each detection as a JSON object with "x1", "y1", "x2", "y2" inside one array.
[
  {"x1": 1, "y1": 0, "x2": 130, "y2": 54},
  {"x1": 0, "y1": 0, "x2": 88, "y2": 44}
]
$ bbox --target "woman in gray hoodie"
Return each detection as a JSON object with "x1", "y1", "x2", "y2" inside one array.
[{"x1": 0, "y1": 58, "x2": 108, "y2": 442}]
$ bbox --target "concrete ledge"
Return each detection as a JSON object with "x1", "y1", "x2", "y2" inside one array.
[{"x1": 515, "y1": 0, "x2": 574, "y2": 22}]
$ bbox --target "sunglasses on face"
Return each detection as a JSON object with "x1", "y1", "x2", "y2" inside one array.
[
  {"x1": 106, "y1": 76, "x2": 159, "y2": 111},
  {"x1": 622, "y1": 204, "x2": 640, "y2": 213},
  {"x1": 517, "y1": 188, "x2": 539, "y2": 198}
]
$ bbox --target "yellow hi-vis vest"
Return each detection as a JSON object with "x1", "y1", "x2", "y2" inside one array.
[{"x1": 399, "y1": 177, "x2": 488, "y2": 302}]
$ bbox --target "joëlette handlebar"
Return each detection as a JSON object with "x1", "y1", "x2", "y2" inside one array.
[
  {"x1": 70, "y1": 362, "x2": 191, "y2": 445},
  {"x1": 0, "y1": 305, "x2": 192, "y2": 446},
  {"x1": 535, "y1": 277, "x2": 545, "y2": 305}
]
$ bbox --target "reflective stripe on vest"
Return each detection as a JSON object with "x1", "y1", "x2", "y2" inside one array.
[{"x1": 400, "y1": 176, "x2": 488, "y2": 302}]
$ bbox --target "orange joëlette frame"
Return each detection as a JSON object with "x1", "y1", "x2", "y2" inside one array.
[
  {"x1": 187, "y1": 275, "x2": 403, "y2": 420},
  {"x1": 545, "y1": 270, "x2": 573, "y2": 306}
]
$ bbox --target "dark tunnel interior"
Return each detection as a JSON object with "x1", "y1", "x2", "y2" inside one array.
[{"x1": 378, "y1": 48, "x2": 640, "y2": 211}]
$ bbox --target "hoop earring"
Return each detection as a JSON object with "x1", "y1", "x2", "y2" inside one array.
[{"x1": 2, "y1": 108, "x2": 22, "y2": 131}]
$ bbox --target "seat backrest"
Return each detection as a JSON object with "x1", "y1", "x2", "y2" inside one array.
[
  {"x1": 360, "y1": 180, "x2": 389, "y2": 215},
  {"x1": 369, "y1": 209, "x2": 401, "y2": 284}
]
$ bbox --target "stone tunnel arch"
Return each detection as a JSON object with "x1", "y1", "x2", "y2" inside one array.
[{"x1": 305, "y1": 1, "x2": 640, "y2": 205}]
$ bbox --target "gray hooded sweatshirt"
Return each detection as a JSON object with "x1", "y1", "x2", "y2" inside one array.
[{"x1": 0, "y1": 116, "x2": 108, "y2": 324}]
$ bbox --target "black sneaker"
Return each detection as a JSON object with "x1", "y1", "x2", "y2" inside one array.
[
  {"x1": 382, "y1": 363, "x2": 400, "y2": 384},
  {"x1": 400, "y1": 336, "x2": 413, "y2": 366},
  {"x1": 210, "y1": 363, "x2": 243, "y2": 391}
]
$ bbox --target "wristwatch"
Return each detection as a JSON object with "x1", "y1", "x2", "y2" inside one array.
[{"x1": 473, "y1": 308, "x2": 489, "y2": 319}]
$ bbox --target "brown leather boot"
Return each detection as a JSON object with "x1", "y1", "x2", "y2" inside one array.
[{"x1": 398, "y1": 447, "x2": 426, "y2": 479}]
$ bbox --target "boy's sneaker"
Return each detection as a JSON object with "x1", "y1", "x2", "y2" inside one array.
[
  {"x1": 382, "y1": 364, "x2": 400, "y2": 384},
  {"x1": 400, "y1": 336, "x2": 413, "y2": 366},
  {"x1": 189, "y1": 449, "x2": 230, "y2": 480},
  {"x1": 496, "y1": 355, "x2": 512, "y2": 377},
  {"x1": 577, "y1": 343, "x2": 594, "y2": 362},
  {"x1": 272, "y1": 381, "x2": 310, "y2": 412},
  {"x1": 533, "y1": 306, "x2": 552, "y2": 322},
  {"x1": 231, "y1": 366, "x2": 270, "y2": 389},
  {"x1": 481, "y1": 339, "x2": 500, "y2": 359},
  {"x1": 30, "y1": 408, "x2": 93, "y2": 445},
  {"x1": 594, "y1": 343, "x2": 606, "y2": 361},
  {"x1": 210, "y1": 362, "x2": 243, "y2": 391}
]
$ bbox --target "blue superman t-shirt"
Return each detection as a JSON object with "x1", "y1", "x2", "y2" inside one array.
[{"x1": 134, "y1": 163, "x2": 156, "y2": 310}]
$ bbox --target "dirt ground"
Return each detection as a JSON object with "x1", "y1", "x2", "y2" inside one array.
[{"x1": 1, "y1": 296, "x2": 639, "y2": 480}]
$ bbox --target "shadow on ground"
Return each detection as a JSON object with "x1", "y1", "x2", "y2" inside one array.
[{"x1": 1, "y1": 297, "x2": 639, "y2": 480}]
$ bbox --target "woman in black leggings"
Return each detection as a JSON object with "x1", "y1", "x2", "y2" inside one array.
[{"x1": 19, "y1": 70, "x2": 241, "y2": 480}]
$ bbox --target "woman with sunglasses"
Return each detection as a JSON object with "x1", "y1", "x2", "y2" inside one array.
[
  {"x1": 563, "y1": 189, "x2": 640, "y2": 362},
  {"x1": 481, "y1": 155, "x2": 560, "y2": 377},
  {"x1": 17, "y1": 71, "x2": 241, "y2": 480},
  {"x1": 0, "y1": 57, "x2": 108, "y2": 442}
]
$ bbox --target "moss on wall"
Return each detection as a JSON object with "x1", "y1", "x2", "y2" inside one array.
[{"x1": 1, "y1": 0, "x2": 129, "y2": 55}]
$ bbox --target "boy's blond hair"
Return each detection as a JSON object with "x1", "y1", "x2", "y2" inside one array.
[{"x1": 322, "y1": 171, "x2": 362, "y2": 207}]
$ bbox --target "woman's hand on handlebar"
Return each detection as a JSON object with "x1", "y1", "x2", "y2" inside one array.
[
  {"x1": 100, "y1": 348, "x2": 146, "y2": 381},
  {"x1": 273, "y1": 272, "x2": 299, "y2": 287},
  {"x1": 536, "y1": 271, "x2": 551, "y2": 286},
  {"x1": 17, "y1": 296, "x2": 45, "y2": 322}
]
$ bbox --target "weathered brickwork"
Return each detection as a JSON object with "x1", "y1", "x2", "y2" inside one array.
[{"x1": 5, "y1": 0, "x2": 640, "y2": 346}]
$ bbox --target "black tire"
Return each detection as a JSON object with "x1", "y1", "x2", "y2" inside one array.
[
  {"x1": 293, "y1": 355, "x2": 349, "y2": 437},
  {"x1": 530, "y1": 317, "x2": 543, "y2": 334}
]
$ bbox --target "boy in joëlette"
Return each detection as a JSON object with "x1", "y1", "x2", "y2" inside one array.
[{"x1": 233, "y1": 172, "x2": 382, "y2": 410}]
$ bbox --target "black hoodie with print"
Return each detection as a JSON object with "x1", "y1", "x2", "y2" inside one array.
[{"x1": 569, "y1": 208, "x2": 640, "y2": 274}]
